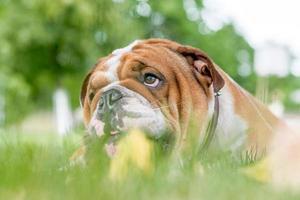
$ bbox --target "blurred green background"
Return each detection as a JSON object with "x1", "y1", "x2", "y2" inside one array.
[{"x1": 0, "y1": 0, "x2": 299, "y2": 128}]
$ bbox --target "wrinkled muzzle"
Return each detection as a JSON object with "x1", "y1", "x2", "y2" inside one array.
[{"x1": 88, "y1": 85, "x2": 167, "y2": 141}]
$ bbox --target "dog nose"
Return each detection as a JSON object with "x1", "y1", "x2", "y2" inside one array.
[{"x1": 98, "y1": 89, "x2": 123, "y2": 112}]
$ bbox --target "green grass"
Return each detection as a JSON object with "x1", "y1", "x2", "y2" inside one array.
[{"x1": 0, "y1": 130, "x2": 299, "y2": 200}]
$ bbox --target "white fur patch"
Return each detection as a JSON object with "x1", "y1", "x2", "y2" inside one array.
[
  {"x1": 105, "y1": 40, "x2": 140, "y2": 82},
  {"x1": 121, "y1": 97, "x2": 166, "y2": 137},
  {"x1": 212, "y1": 86, "x2": 248, "y2": 153}
]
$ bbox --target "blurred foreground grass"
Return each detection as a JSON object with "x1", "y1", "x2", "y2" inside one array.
[{"x1": 0, "y1": 130, "x2": 299, "y2": 200}]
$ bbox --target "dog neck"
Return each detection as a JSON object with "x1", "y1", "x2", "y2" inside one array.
[
  {"x1": 209, "y1": 72, "x2": 281, "y2": 156},
  {"x1": 212, "y1": 84, "x2": 248, "y2": 153}
]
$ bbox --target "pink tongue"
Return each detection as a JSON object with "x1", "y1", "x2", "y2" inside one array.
[{"x1": 105, "y1": 143, "x2": 117, "y2": 157}]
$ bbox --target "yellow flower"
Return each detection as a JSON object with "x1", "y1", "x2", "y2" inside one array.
[
  {"x1": 109, "y1": 129, "x2": 154, "y2": 181},
  {"x1": 241, "y1": 158, "x2": 271, "y2": 183}
]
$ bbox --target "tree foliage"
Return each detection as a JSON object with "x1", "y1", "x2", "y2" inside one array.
[{"x1": 0, "y1": 0, "x2": 296, "y2": 124}]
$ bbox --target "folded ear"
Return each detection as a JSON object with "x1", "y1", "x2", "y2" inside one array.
[
  {"x1": 80, "y1": 71, "x2": 93, "y2": 107},
  {"x1": 144, "y1": 39, "x2": 225, "y2": 93},
  {"x1": 80, "y1": 59, "x2": 105, "y2": 107},
  {"x1": 177, "y1": 46, "x2": 225, "y2": 94}
]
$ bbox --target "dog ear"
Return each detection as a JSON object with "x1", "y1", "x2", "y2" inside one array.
[
  {"x1": 144, "y1": 39, "x2": 225, "y2": 93},
  {"x1": 177, "y1": 46, "x2": 225, "y2": 93},
  {"x1": 80, "y1": 71, "x2": 93, "y2": 108},
  {"x1": 80, "y1": 58, "x2": 106, "y2": 107}
]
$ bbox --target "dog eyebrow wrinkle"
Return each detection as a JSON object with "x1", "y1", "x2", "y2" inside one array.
[{"x1": 105, "y1": 40, "x2": 141, "y2": 82}]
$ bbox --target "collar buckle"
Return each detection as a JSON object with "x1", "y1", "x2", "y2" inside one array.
[{"x1": 214, "y1": 90, "x2": 222, "y2": 97}]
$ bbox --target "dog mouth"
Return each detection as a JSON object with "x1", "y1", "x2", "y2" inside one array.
[
  {"x1": 104, "y1": 133, "x2": 119, "y2": 157},
  {"x1": 86, "y1": 84, "x2": 171, "y2": 157},
  {"x1": 88, "y1": 115, "x2": 174, "y2": 158},
  {"x1": 88, "y1": 118, "x2": 122, "y2": 157},
  {"x1": 102, "y1": 122, "x2": 126, "y2": 157}
]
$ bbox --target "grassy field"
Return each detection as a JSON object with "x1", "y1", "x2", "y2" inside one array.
[{"x1": 0, "y1": 129, "x2": 299, "y2": 200}]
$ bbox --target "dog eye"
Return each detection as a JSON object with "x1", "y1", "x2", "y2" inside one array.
[{"x1": 143, "y1": 73, "x2": 160, "y2": 88}]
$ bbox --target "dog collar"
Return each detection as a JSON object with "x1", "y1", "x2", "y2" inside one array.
[{"x1": 197, "y1": 89, "x2": 221, "y2": 155}]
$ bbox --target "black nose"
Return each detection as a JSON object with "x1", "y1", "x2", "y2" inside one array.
[{"x1": 98, "y1": 89, "x2": 123, "y2": 113}]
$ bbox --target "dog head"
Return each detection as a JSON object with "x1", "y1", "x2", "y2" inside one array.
[{"x1": 81, "y1": 39, "x2": 224, "y2": 147}]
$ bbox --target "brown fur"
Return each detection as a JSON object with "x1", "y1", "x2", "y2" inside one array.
[{"x1": 79, "y1": 39, "x2": 283, "y2": 157}]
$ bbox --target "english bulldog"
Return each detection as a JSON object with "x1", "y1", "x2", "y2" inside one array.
[{"x1": 76, "y1": 39, "x2": 284, "y2": 160}]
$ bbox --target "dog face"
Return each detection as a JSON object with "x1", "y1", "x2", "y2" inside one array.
[{"x1": 81, "y1": 39, "x2": 224, "y2": 146}]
